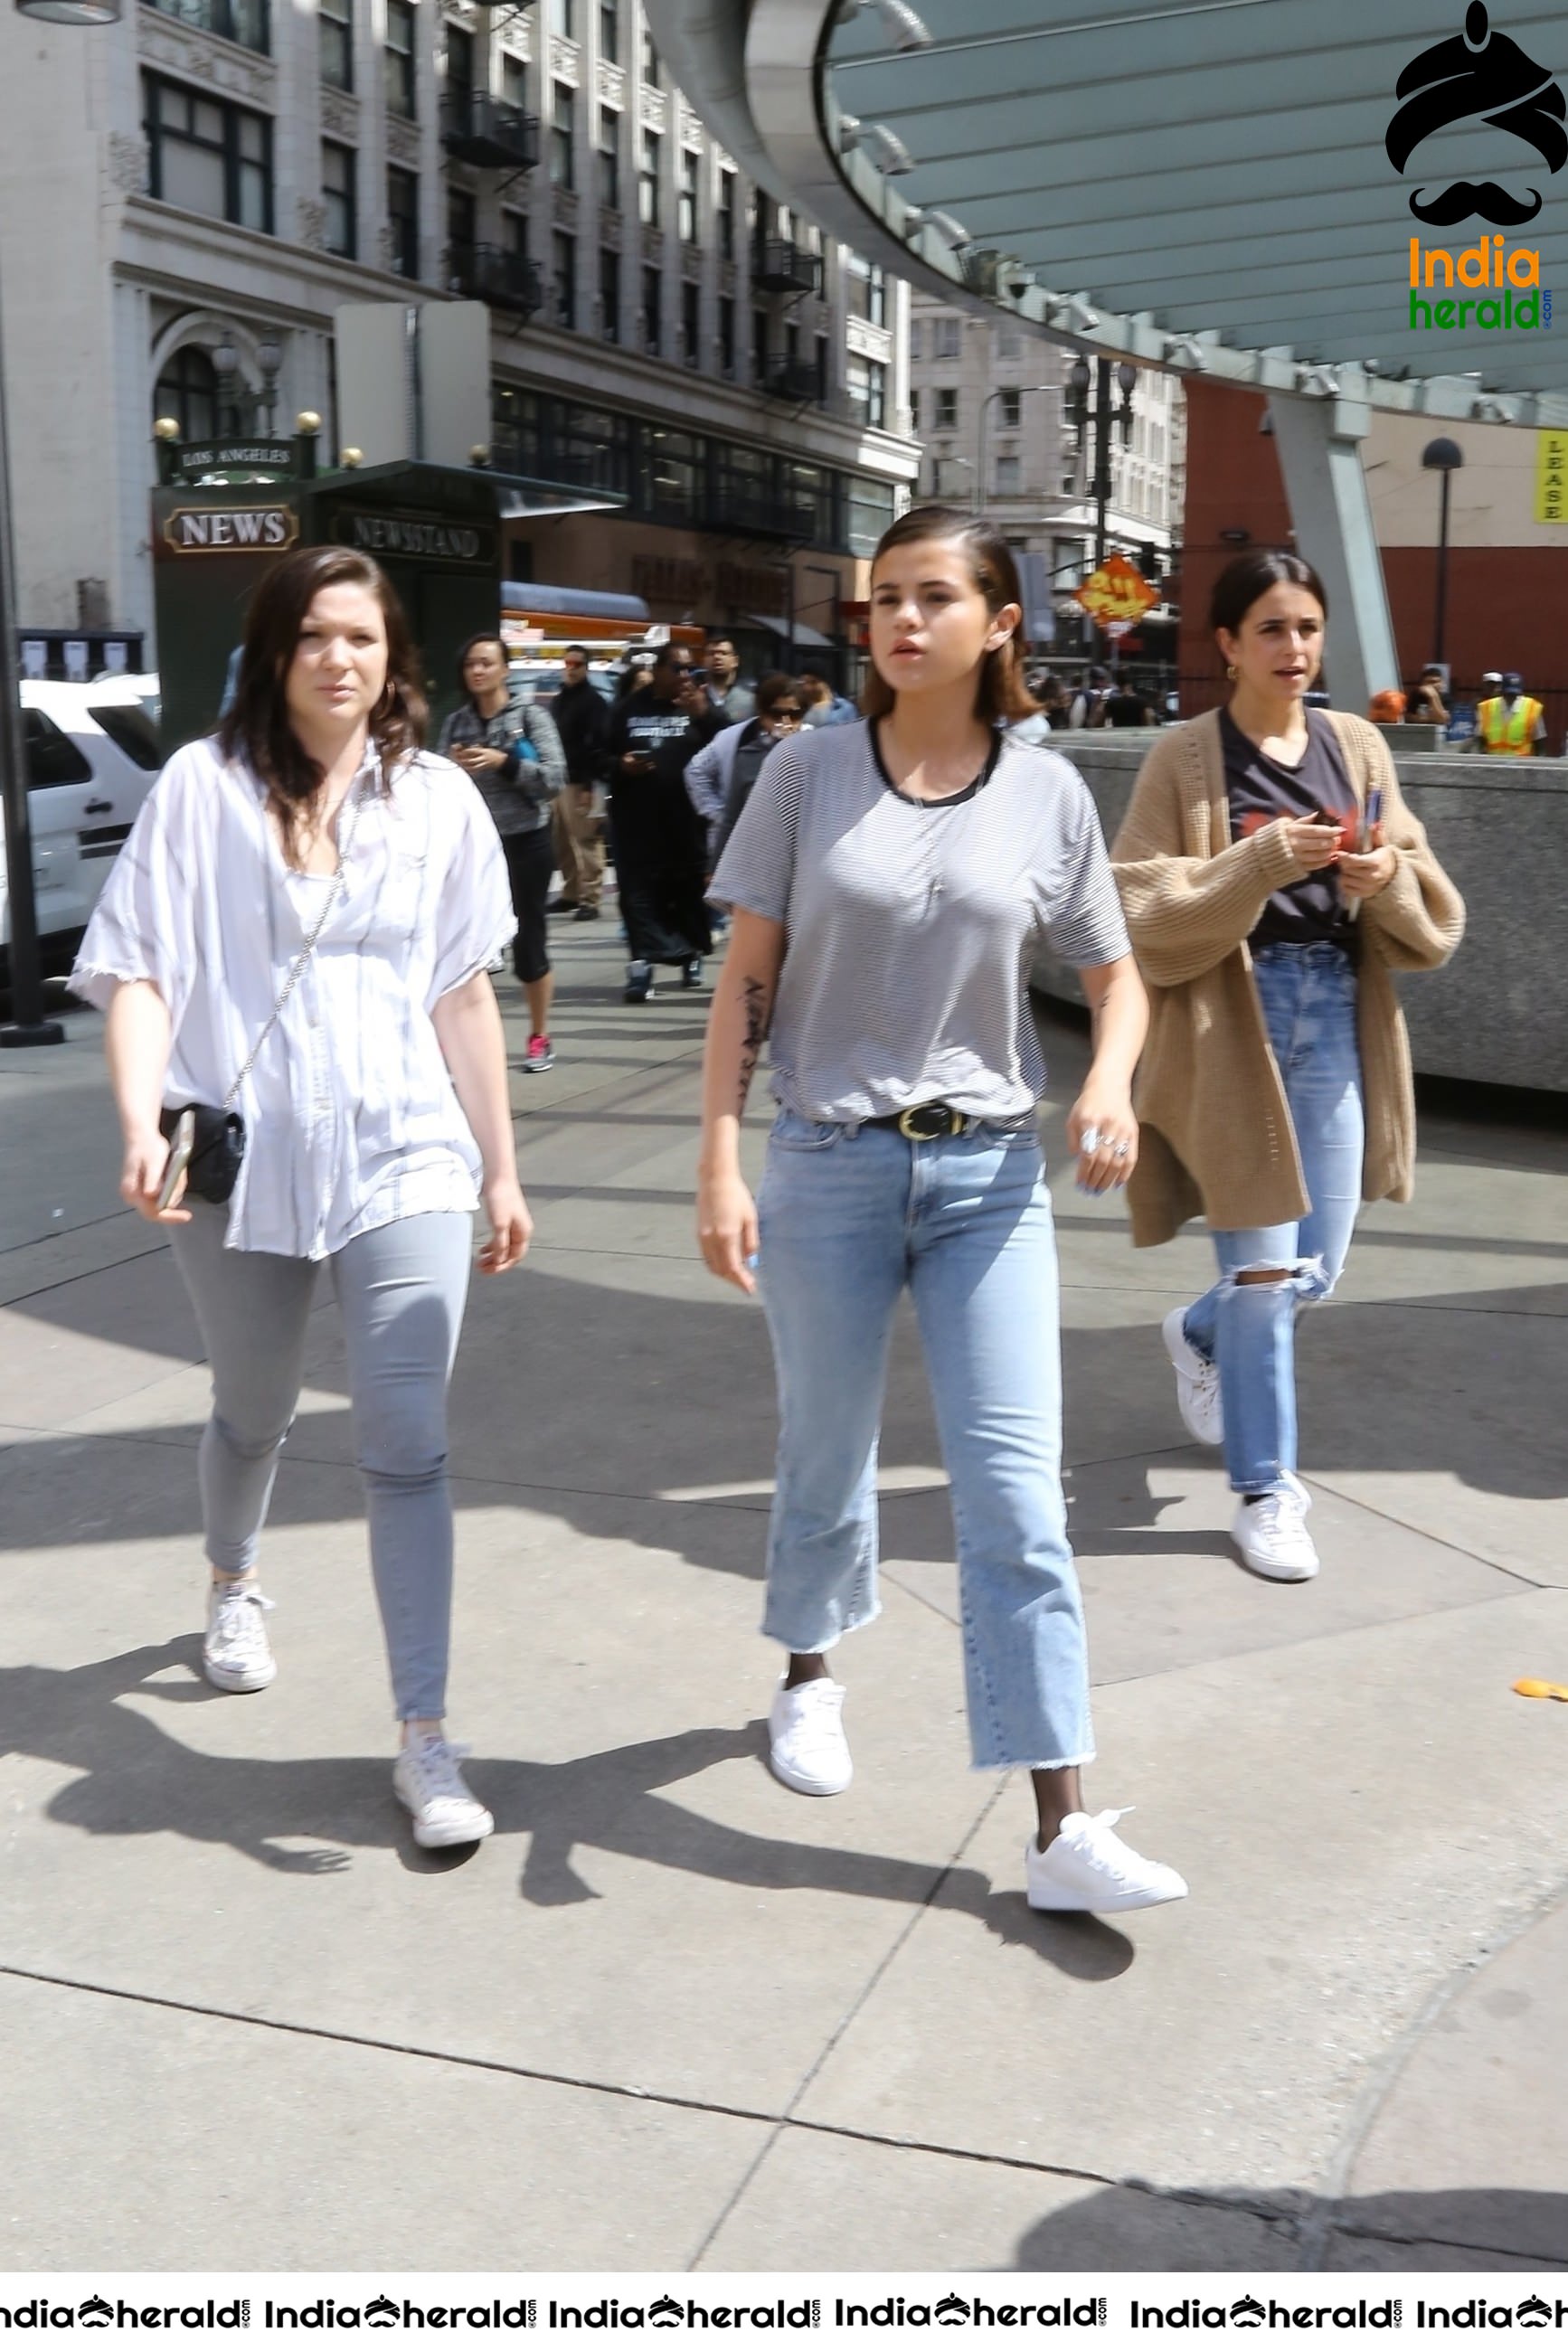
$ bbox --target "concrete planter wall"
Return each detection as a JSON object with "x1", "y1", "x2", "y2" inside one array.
[{"x1": 1033, "y1": 732, "x2": 1568, "y2": 1094}]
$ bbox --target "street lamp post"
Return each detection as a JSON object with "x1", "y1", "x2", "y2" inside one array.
[
  {"x1": 2, "y1": 0, "x2": 118, "y2": 1043},
  {"x1": 1066, "y1": 355, "x2": 1140, "y2": 662},
  {"x1": 1421, "y1": 436, "x2": 1463, "y2": 673}
]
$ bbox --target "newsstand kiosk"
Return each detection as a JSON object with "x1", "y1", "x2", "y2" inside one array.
[{"x1": 150, "y1": 427, "x2": 620, "y2": 755}]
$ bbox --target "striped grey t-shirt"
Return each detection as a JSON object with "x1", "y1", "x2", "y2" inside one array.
[{"x1": 711, "y1": 718, "x2": 1130, "y2": 1123}]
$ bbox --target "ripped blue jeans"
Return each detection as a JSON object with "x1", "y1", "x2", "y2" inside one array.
[{"x1": 1181, "y1": 941, "x2": 1365, "y2": 1496}]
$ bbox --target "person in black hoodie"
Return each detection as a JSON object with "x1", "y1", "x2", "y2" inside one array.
[
  {"x1": 601, "y1": 644, "x2": 721, "y2": 1001},
  {"x1": 549, "y1": 645, "x2": 611, "y2": 920}
]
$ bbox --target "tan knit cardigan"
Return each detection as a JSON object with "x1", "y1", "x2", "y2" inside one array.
[{"x1": 1110, "y1": 707, "x2": 1466, "y2": 1248}]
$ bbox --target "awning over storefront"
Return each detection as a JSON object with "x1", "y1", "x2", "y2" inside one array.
[{"x1": 745, "y1": 612, "x2": 837, "y2": 649}]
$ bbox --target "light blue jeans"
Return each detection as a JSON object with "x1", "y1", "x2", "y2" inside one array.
[
  {"x1": 1181, "y1": 941, "x2": 1365, "y2": 1497},
  {"x1": 757, "y1": 1110, "x2": 1092, "y2": 1771},
  {"x1": 170, "y1": 1204, "x2": 473, "y2": 1720}
]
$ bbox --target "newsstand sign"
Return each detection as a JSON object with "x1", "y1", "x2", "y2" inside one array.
[{"x1": 161, "y1": 504, "x2": 300, "y2": 555}]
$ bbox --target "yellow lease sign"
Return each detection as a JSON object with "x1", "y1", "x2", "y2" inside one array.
[
  {"x1": 1535, "y1": 430, "x2": 1568, "y2": 523},
  {"x1": 1075, "y1": 552, "x2": 1159, "y2": 624}
]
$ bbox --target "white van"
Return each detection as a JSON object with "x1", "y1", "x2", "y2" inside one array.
[{"x1": 2, "y1": 678, "x2": 162, "y2": 977}]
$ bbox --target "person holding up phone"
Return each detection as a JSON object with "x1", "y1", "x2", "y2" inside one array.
[
  {"x1": 71, "y1": 546, "x2": 532, "y2": 1850},
  {"x1": 1110, "y1": 552, "x2": 1463, "y2": 1582},
  {"x1": 600, "y1": 643, "x2": 722, "y2": 1002}
]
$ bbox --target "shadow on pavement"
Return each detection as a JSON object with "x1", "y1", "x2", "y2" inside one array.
[
  {"x1": 1012, "y1": 2182, "x2": 1568, "y2": 2272},
  {"x1": 0, "y1": 1642, "x2": 1132, "y2": 1978}
]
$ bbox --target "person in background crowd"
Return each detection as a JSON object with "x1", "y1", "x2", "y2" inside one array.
[
  {"x1": 1105, "y1": 677, "x2": 1159, "y2": 728},
  {"x1": 439, "y1": 635, "x2": 567, "y2": 1075},
  {"x1": 70, "y1": 546, "x2": 531, "y2": 1850},
  {"x1": 1111, "y1": 551, "x2": 1463, "y2": 1584},
  {"x1": 1068, "y1": 666, "x2": 1112, "y2": 728},
  {"x1": 798, "y1": 666, "x2": 858, "y2": 728},
  {"x1": 696, "y1": 504, "x2": 1187, "y2": 1918},
  {"x1": 703, "y1": 636, "x2": 756, "y2": 725},
  {"x1": 685, "y1": 673, "x2": 806, "y2": 873},
  {"x1": 1408, "y1": 666, "x2": 1449, "y2": 728},
  {"x1": 1475, "y1": 670, "x2": 1545, "y2": 755},
  {"x1": 1367, "y1": 687, "x2": 1408, "y2": 724},
  {"x1": 602, "y1": 643, "x2": 722, "y2": 1002},
  {"x1": 618, "y1": 653, "x2": 656, "y2": 701},
  {"x1": 549, "y1": 644, "x2": 610, "y2": 922}
]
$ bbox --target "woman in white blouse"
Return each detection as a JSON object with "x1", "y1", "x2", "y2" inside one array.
[{"x1": 71, "y1": 546, "x2": 531, "y2": 1851}]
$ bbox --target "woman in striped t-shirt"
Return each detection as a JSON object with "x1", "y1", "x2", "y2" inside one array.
[{"x1": 696, "y1": 507, "x2": 1187, "y2": 1917}]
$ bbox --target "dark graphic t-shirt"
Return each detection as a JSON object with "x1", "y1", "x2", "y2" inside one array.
[{"x1": 1221, "y1": 708, "x2": 1359, "y2": 949}]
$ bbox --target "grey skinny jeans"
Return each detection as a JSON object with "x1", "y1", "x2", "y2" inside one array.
[{"x1": 170, "y1": 1204, "x2": 473, "y2": 1721}]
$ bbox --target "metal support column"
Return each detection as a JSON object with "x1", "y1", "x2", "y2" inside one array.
[{"x1": 1267, "y1": 391, "x2": 1400, "y2": 717}]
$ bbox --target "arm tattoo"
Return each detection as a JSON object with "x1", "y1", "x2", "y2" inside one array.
[{"x1": 736, "y1": 976, "x2": 772, "y2": 1115}]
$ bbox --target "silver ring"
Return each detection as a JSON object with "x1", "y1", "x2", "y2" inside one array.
[
  {"x1": 1111, "y1": 1141, "x2": 1129, "y2": 1159},
  {"x1": 1081, "y1": 1128, "x2": 1101, "y2": 1153}
]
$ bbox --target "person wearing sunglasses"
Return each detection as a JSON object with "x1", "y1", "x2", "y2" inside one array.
[{"x1": 685, "y1": 673, "x2": 807, "y2": 875}]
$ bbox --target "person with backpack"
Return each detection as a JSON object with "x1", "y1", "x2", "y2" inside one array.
[
  {"x1": 439, "y1": 635, "x2": 567, "y2": 1073},
  {"x1": 1067, "y1": 666, "x2": 1112, "y2": 728}
]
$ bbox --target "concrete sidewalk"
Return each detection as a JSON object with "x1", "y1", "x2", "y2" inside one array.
[{"x1": 2, "y1": 921, "x2": 1565, "y2": 2275}]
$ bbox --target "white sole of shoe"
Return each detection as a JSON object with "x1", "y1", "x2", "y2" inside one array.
[
  {"x1": 406, "y1": 1809, "x2": 495, "y2": 1850},
  {"x1": 1027, "y1": 1879, "x2": 1187, "y2": 1914},
  {"x1": 768, "y1": 1746, "x2": 852, "y2": 1798},
  {"x1": 202, "y1": 1653, "x2": 278, "y2": 1694},
  {"x1": 1232, "y1": 1537, "x2": 1319, "y2": 1583}
]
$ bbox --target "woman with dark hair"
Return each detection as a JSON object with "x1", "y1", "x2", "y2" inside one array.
[
  {"x1": 438, "y1": 632, "x2": 566, "y2": 1074},
  {"x1": 694, "y1": 506, "x2": 1186, "y2": 1916},
  {"x1": 1111, "y1": 552, "x2": 1463, "y2": 1581},
  {"x1": 71, "y1": 546, "x2": 532, "y2": 1849}
]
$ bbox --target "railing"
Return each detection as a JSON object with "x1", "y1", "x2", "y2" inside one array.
[
  {"x1": 755, "y1": 239, "x2": 820, "y2": 296},
  {"x1": 448, "y1": 243, "x2": 543, "y2": 316},
  {"x1": 762, "y1": 361, "x2": 823, "y2": 406},
  {"x1": 439, "y1": 92, "x2": 540, "y2": 172},
  {"x1": 144, "y1": 0, "x2": 269, "y2": 52}
]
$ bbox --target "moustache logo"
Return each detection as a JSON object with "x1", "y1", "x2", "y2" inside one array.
[
  {"x1": 1387, "y1": 2, "x2": 1564, "y2": 227},
  {"x1": 1410, "y1": 179, "x2": 1544, "y2": 224}
]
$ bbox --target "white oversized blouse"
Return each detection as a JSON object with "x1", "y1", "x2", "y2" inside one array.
[{"x1": 71, "y1": 737, "x2": 516, "y2": 1260}]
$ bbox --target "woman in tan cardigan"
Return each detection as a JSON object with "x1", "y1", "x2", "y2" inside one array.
[{"x1": 1110, "y1": 552, "x2": 1463, "y2": 1581}]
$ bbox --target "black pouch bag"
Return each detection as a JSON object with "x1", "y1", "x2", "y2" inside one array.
[{"x1": 158, "y1": 1103, "x2": 246, "y2": 1204}]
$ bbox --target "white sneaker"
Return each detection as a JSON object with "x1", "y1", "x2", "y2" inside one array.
[
  {"x1": 1162, "y1": 1304, "x2": 1223, "y2": 1446},
  {"x1": 393, "y1": 1735, "x2": 495, "y2": 1848},
  {"x1": 203, "y1": 1581, "x2": 277, "y2": 1693},
  {"x1": 1025, "y1": 1809, "x2": 1188, "y2": 1914},
  {"x1": 767, "y1": 1677, "x2": 852, "y2": 1796},
  {"x1": 1233, "y1": 1472, "x2": 1319, "y2": 1581}
]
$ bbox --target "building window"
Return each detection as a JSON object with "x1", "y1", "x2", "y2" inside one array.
[
  {"x1": 143, "y1": 74, "x2": 273, "y2": 233},
  {"x1": 866, "y1": 358, "x2": 887, "y2": 427},
  {"x1": 500, "y1": 51, "x2": 525, "y2": 111},
  {"x1": 322, "y1": 138, "x2": 355, "y2": 256},
  {"x1": 678, "y1": 146, "x2": 698, "y2": 243},
  {"x1": 717, "y1": 168, "x2": 736, "y2": 261},
  {"x1": 995, "y1": 453, "x2": 1021, "y2": 496},
  {"x1": 639, "y1": 26, "x2": 657, "y2": 81},
  {"x1": 384, "y1": 0, "x2": 416, "y2": 118},
  {"x1": 146, "y1": 0, "x2": 269, "y2": 54},
  {"x1": 551, "y1": 80, "x2": 575, "y2": 187},
  {"x1": 908, "y1": 386, "x2": 920, "y2": 430},
  {"x1": 387, "y1": 164, "x2": 419, "y2": 277},
  {"x1": 846, "y1": 474, "x2": 895, "y2": 558},
  {"x1": 448, "y1": 182, "x2": 476, "y2": 279},
  {"x1": 997, "y1": 321, "x2": 1021, "y2": 358},
  {"x1": 319, "y1": 0, "x2": 352, "y2": 90},
  {"x1": 682, "y1": 279, "x2": 700, "y2": 366},
  {"x1": 600, "y1": 245, "x2": 620, "y2": 341},
  {"x1": 504, "y1": 208, "x2": 529, "y2": 262},
  {"x1": 1061, "y1": 473, "x2": 1077, "y2": 494},
  {"x1": 934, "y1": 386, "x2": 958, "y2": 430},
  {"x1": 445, "y1": 21, "x2": 473, "y2": 99},
  {"x1": 153, "y1": 344, "x2": 220, "y2": 441},
  {"x1": 641, "y1": 265, "x2": 661, "y2": 355},
  {"x1": 845, "y1": 252, "x2": 885, "y2": 326},
  {"x1": 547, "y1": 0, "x2": 574, "y2": 36},
  {"x1": 998, "y1": 388, "x2": 1022, "y2": 430},
  {"x1": 932, "y1": 316, "x2": 960, "y2": 360},
  {"x1": 598, "y1": 0, "x2": 618, "y2": 61},
  {"x1": 554, "y1": 229, "x2": 577, "y2": 329},
  {"x1": 596, "y1": 109, "x2": 619, "y2": 211},
  {"x1": 718, "y1": 295, "x2": 735, "y2": 378},
  {"x1": 641, "y1": 426, "x2": 699, "y2": 522},
  {"x1": 909, "y1": 318, "x2": 922, "y2": 361},
  {"x1": 815, "y1": 333, "x2": 829, "y2": 407},
  {"x1": 751, "y1": 304, "x2": 768, "y2": 383},
  {"x1": 638, "y1": 127, "x2": 661, "y2": 227}
]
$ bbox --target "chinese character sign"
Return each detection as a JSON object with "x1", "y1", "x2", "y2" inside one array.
[
  {"x1": 1535, "y1": 430, "x2": 1568, "y2": 524},
  {"x1": 1075, "y1": 553, "x2": 1159, "y2": 624}
]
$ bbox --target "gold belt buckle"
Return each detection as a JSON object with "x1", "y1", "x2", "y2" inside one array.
[{"x1": 897, "y1": 1103, "x2": 961, "y2": 1141}]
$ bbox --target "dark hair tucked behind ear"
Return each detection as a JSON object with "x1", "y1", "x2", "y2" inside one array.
[
  {"x1": 218, "y1": 545, "x2": 427, "y2": 867},
  {"x1": 862, "y1": 505, "x2": 1038, "y2": 725},
  {"x1": 1209, "y1": 550, "x2": 1328, "y2": 637}
]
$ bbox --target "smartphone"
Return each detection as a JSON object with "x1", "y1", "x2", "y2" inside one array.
[
  {"x1": 1362, "y1": 785, "x2": 1384, "y2": 852},
  {"x1": 157, "y1": 1109, "x2": 195, "y2": 1213}
]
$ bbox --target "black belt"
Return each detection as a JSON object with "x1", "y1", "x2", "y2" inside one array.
[{"x1": 864, "y1": 1102, "x2": 1027, "y2": 1141}]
